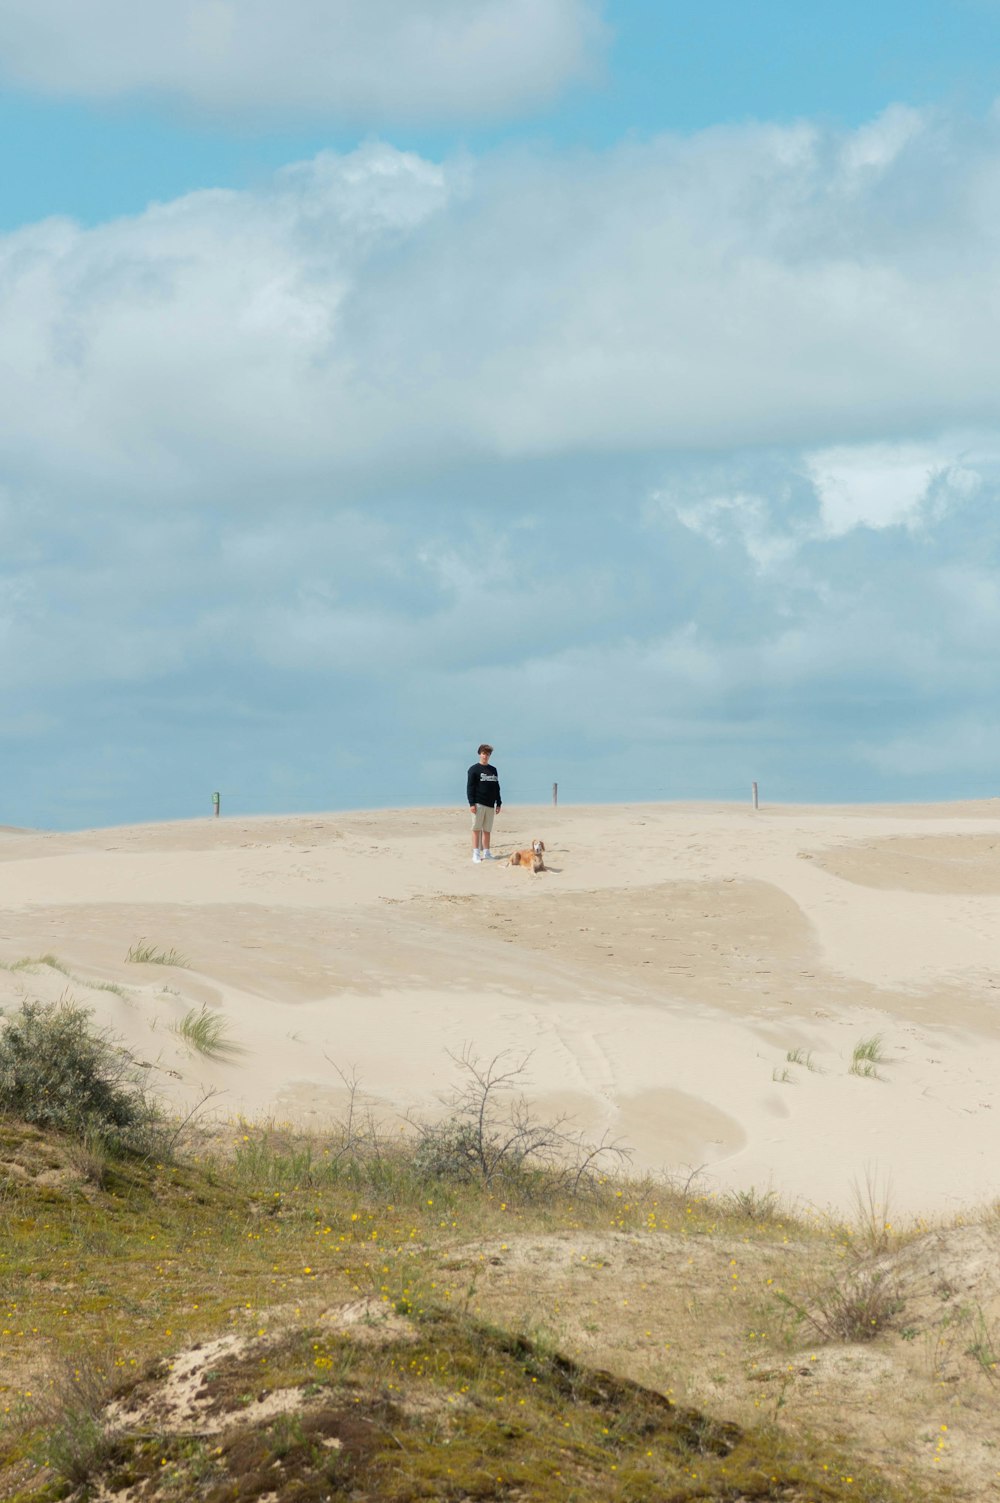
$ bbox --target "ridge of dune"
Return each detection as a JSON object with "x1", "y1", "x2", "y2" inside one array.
[{"x1": 1, "y1": 799, "x2": 999, "y2": 1217}]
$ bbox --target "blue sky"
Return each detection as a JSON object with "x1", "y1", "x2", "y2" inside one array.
[{"x1": 1, "y1": 0, "x2": 999, "y2": 826}]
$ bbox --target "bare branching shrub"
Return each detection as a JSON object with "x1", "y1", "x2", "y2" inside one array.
[
  {"x1": 0, "y1": 1001, "x2": 163, "y2": 1155},
  {"x1": 411, "y1": 1048, "x2": 629, "y2": 1195}
]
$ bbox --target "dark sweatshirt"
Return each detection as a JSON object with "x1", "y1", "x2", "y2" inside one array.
[{"x1": 467, "y1": 762, "x2": 502, "y2": 809}]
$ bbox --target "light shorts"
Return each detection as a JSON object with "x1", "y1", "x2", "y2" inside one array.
[{"x1": 471, "y1": 804, "x2": 496, "y2": 833}]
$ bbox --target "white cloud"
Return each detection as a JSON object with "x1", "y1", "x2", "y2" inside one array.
[
  {"x1": 662, "y1": 492, "x2": 803, "y2": 571},
  {"x1": 806, "y1": 442, "x2": 944, "y2": 534},
  {"x1": 4, "y1": 110, "x2": 1000, "y2": 818},
  {"x1": 838, "y1": 104, "x2": 923, "y2": 175},
  {"x1": 0, "y1": 0, "x2": 604, "y2": 124},
  {"x1": 2, "y1": 111, "x2": 1000, "y2": 503}
]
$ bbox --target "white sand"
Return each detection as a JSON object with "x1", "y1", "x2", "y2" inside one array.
[{"x1": 2, "y1": 800, "x2": 1000, "y2": 1217}]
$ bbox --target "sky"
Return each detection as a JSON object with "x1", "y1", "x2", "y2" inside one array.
[{"x1": 2, "y1": 1, "x2": 1000, "y2": 827}]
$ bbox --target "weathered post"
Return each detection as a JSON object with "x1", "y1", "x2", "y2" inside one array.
[
  {"x1": 552, "y1": 782, "x2": 558, "y2": 807},
  {"x1": 752, "y1": 781, "x2": 759, "y2": 811},
  {"x1": 213, "y1": 791, "x2": 221, "y2": 818}
]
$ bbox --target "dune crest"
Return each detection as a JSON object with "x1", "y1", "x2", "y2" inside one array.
[{"x1": 1, "y1": 799, "x2": 999, "y2": 1216}]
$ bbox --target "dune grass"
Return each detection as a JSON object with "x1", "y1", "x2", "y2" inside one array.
[
  {"x1": 0, "y1": 953, "x2": 129, "y2": 998},
  {"x1": 170, "y1": 1004, "x2": 245, "y2": 1060},
  {"x1": 786, "y1": 1047, "x2": 821, "y2": 1071},
  {"x1": 850, "y1": 1035, "x2": 888, "y2": 1079},
  {"x1": 7, "y1": 953, "x2": 70, "y2": 974},
  {"x1": 124, "y1": 938, "x2": 189, "y2": 967}
]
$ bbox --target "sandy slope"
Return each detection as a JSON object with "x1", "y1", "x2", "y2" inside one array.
[{"x1": 1, "y1": 800, "x2": 999, "y2": 1217}]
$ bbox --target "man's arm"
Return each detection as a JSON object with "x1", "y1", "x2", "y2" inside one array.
[{"x1": 466, "y1": 765, "x2": 478, "y2": 807}]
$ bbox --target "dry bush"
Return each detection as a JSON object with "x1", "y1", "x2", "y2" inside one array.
[
  {"x1": 26, "y1": 1354, "x2": 123, "y2": 1489},
  {"x1": 784, "y1": 1261, "x2": 905, "y2": 1344},
  {"x1": 411, "y1": 1047, "x2": 629, "y2": 1196}
]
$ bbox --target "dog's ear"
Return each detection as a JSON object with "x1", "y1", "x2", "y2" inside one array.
[{"x1": 538, "y1": 841, "x2": 545, "y2": 851}]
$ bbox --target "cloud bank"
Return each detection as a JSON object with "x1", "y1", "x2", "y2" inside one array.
[
  {"x1": 2, "y1": 107, "x2": 1000, "y2": 822},
  {"x1": 2, "y1": 108, "x2": 1000, "y2": 507},
  {"x1": 0, "y1": 0, "x2": 604, "y2": 124}
]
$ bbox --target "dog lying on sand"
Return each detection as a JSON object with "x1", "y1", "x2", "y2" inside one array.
[{"x1": 507, "y1": 839, "x2": 546, "y2": 873}]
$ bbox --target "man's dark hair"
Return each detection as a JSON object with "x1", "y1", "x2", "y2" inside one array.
[{"x1": 477, "y1": 743, "x2": 493, "y2": 756}]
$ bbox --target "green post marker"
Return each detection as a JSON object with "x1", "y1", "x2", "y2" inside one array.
[{"x1": 213, "y1": 792, "x2": 220, "y2": 818}]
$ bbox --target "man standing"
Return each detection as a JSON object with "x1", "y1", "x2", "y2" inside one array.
[{"x1": 467, "y1": 743, "x2": 502, "y2": 862}]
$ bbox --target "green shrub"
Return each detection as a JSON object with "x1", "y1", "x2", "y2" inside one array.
[{"x1": 0, "y1": 1000, "x2": 162, "y2": 1154}]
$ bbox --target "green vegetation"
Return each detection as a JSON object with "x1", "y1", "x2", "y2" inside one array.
[
  {"x1": 0, "y1": 1127, "x2": 937, "y2": 1503},
  {"x1": 125, "y1": 939, "x2": 189, "y2": 967},
  {"x1": 7, "y1": 955, "x2": 69, "y2": 975},
  {"x1": 0, "y1": 1000, "x2": 161, "y2": 1154},
  {"x1": 0, "y1": 955, "x2": 127, "y2": 998},
  {"x1": 726, "y1": 1186, "x2": 781, "y2": 1223},
  {"x1": 170, "y1": 1005, "x2": 245, "y2": 1061},
  {"x1": 0, "y1": 1017, "x2": 975, "y2": 1501},
  {"x1": 850, "y1": 1035, "x2": 888, "y2": 1080},
  {"x1": 786, "y1": 1047, "x2": 820, "y2": 1072}
]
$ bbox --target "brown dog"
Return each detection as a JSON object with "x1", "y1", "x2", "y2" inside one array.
[{"x1": 508, "y1": 839, "x2": 546, "y2": 873}]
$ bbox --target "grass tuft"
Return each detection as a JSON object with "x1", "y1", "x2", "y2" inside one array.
[
  {"x1": 171, "y1": 1005, "x2": 245, "y2": 1060},
  {"x1": 26, "y1": 1355, "x2": 123, "y2": 1487},
  {"x1": 791, "y1": 1263, "x2": 905, "y2": 1344},
  {"x1": 125, "y1": 938, "x2": 190, "y2": 967},
  {"x1": 9, "y1": 953, "x2": 70, "y2": 974},
  {"x1": 849, "y1": 1036, "x2": 888, "y2": 1079},
  {"x1": 785, "y1": 1047, "x2": 821, "y2": 1071},
  {"x1": 726, "y1": 1186, "x2": 780, "y2": 1222}
]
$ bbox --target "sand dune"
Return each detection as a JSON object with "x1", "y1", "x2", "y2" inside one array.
[{"x1": 2, "y1": 799, "x2": 1000, "y2": 1216}]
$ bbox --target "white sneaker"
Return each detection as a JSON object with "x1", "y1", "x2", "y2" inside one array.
[
  {"x1": 472, "y1": 850, "x2": 481, "y2": 862},
  {"x1": 481, "y1": 849, "x2": 496, "y2": 860}
]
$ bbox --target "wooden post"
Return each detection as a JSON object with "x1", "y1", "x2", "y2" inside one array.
[
  {"x1": 213, "y1": 791, "x2": 220, "y2": 818},
  {"x1": 751, "y1": 781, "x2": 759, "y2": 811},
  {"x1": 552, "y1": 782, "x2": 558, "y2": 807}
]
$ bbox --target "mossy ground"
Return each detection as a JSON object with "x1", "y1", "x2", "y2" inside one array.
[{"x1": 0, "y1": 1121, "x2": 975, "y2": 1501}]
